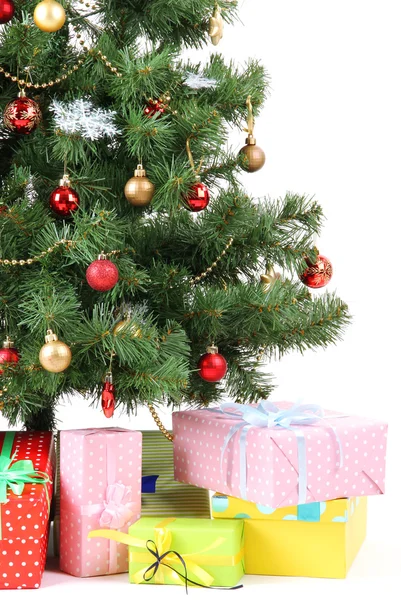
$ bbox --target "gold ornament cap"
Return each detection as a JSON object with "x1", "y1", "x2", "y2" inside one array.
[
  {"x1": 45, "y1": 329, "x2": 58, "y2": 343},
  {"x1": 104, "y1": 371, "x2": 113, "y2": 384},
  {"x1": 59, "y1": 173, "x2": 71, "y2": 187},
  {"x1": 97, "y1": 252, "x2": 107, "y2": 261},
  {"x1": 206, "y1": 343, "x2": 219, "y2": 354},
  {"x1": 134, "y1": 164, "x2": 147, "y2": 177},
  {"x1": 245, "y1": 134, "x2": 257, "y2": 146},
  {"x1": 18, "y1": 89, "x2": 27, "y2": 99},
  {"x1": 3, "y1": 336, "x2": 15, "y2": 349}
]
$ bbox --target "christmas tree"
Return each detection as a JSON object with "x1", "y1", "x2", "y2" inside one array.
[{"x1": 0, "y1": 0, "x2": 349, "y2": 431}]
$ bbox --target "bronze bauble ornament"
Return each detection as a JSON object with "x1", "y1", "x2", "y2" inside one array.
[
  {"x1": 39, "y1": 329, "x2": 71, "y2": 373},
  {"x1": 124, "y1": 164, "x2": 155, "y2": 207},
  {"x1": 238, "y1": 134, "x2": 266, "y2": 173}
]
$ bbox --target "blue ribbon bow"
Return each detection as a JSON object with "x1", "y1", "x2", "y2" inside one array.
[{"x1": 211, "y1": 401, "x2": 343, "y2": 504}]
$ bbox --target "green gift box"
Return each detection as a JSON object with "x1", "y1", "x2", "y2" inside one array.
[{"x1": 89, "y1": 517, "x2": 245, "y2": 588}]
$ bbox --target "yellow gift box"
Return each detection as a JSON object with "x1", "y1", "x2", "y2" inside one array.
[{"x1": 212, "y1": 494, "x2": 367, "y2": 578}]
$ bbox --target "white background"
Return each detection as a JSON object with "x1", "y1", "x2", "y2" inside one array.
[{"x1": 1, "y1": 0, "x2": 401, "y2": 597}]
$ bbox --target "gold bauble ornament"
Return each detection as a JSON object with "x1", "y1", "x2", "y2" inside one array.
[
  {"x1": 39, "y1": 329, "x2": 71, "y2": 373},
  {"x1": 113, "y1": 318, "x2": 141, "y2": 338},
  {"x1": 34, "y1": 0, "x2": 66, "y2": 33},
  {"x1": 124, "y1": 164, "x2": 155, "y2": 207},
  {"x1": 238, "y1": 135, "x2": 266, "y2": 173}
]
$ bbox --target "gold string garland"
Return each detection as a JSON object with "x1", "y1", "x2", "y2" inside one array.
[
  {"x1": 0, "y1": 49, "x2": 122, "y2": 90},
  {"x1": 148, "y1": 404, "x2": 174, "y2": 442},
  {"x1": 190, "y1": 237, "x2": 234, "y2": 285}
]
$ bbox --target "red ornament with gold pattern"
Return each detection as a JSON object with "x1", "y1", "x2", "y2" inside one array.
[
  {"x1": 198, "y1": 344, "x2": 227, "y2": 382},
  {"x1": 102, "y1": 372, "x2": 116, "y2": 418},
  {"x1": 0, "y1": 336, "x2": 19, "y2": 375},
  {"x1": 183, "y1": 179, "x2": 210, "y2": 212},
  {"x1": 0, "y1": 0, "x2": 15, "y2": 24},
  {"x1": 3, "y1": 89, "x2": 42, "y2": 135},
  {"x1": 144, "y1": 99, "x2": 165, "y2": 118},
  {"x1": 143, "y1": 93, "x2": 170, "y2": 118},
  {"x1": 300, "y1": 254, "x2": 333, "y2": 289},
  {"x1": 49, "y1": 174, "x2": 80, "y2": 217}
]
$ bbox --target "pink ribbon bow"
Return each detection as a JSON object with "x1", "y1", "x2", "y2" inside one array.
[{"x1": 99, "y1": 483, "x2": 137, "y2": 530}]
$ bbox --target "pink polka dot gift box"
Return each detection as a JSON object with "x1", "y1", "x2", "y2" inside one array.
[
  {"x1": 172, "y1": 401, "x2": 388, "y2": 508},
  {"x1": 0, "y1": 430, "x2": 55, "y2": 590},
  {"x1": 59, "y1": 428, "x2": 142, "y2": 578}
]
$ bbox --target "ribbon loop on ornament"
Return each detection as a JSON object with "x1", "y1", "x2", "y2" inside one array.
[{"x1": 210, "y1": 401, "x2": 343, "y2": 503}]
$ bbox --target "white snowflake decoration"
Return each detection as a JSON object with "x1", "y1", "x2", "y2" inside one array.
[
  {"x1": 183, "y1": 72, "x2": 217, "y2": 90},
  {"x1": 50, "y1": 98, "x2": 121, "y2": 141}
]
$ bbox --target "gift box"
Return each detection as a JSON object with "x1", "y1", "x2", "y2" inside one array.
[
  {"x1": 0, "y1": 430, "x2": 54, "y2": 590},
  {"x1": 142, "y1": 430, "x2": 210, "y2": 518},
  {"x1": 59, "y1": 427, "x2": 142, "y2": 577},
  {"x1": 89, "y1": 516, "x2": 245, "y2": 588},
  {"x1": 173, "y1": 401, "x2": 388, "y2": 508},
  {"x1": 212, "y1": 493, "x2": 367, "y2": 578}
]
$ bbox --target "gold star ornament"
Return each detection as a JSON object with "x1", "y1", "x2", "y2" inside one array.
[{"x1": 209, "y1": 4, "x2": 224, "y2": 46}]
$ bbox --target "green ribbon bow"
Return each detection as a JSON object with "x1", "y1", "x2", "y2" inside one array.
[{"x1": 0, "y1": 432, "x2": 51, "y2": 538}]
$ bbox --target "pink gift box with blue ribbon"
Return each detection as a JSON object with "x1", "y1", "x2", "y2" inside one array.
[
  {"x1": 172, "y1": 401, "x2": 388, "y2": 508},
  {"x1": 59, "y1": 428, "x2": 142, "y2": 577}
]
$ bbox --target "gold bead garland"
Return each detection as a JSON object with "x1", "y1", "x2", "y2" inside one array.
[
  {"x1": 0, "y1": 48, "x2": 123, "y2": 89},
  {"x1": 191, "y1": 237, "x2": 234, "y2": 285},
  {"x1": 148, "y1": 404, "x2": 174, "y2": 442}
]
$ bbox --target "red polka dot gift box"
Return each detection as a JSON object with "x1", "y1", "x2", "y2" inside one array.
[
  {"x1": 0, "y1": 431, "x2": 55, "y2": 590},
  {"x1": 172, "y1": 401, "x2": 388, "y2": 508}
]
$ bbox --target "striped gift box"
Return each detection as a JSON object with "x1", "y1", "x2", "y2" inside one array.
[{"x1": 142, "y1": 430, "x2": 211, "y2": 518}]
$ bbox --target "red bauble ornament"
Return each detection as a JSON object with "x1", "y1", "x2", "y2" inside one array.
[
  {"x1": 198, "y1": 344, "x2": 227, "y2": 382},
  {"x1": 86, "y1": 252, "x2": 119, "y2": 292},
  {"x1": 0, "y1": 336, "x2": 19, "y2": 375},
  {"x1": 3, "y1": 91, "x2": 41, "y2": 135},
  {"x1": 300, "y1": 254, "x2": 333, "y2": 289},
  {"x1": 183, "y1": 181, "x2": 210, "y2": 212},
  {"x1": 102, "y1": 373, "x2": 115, "y2": 418},
  {"x1": 0, "y1": 0, "x2": 15, "y2": 24},
  {"x1": 144, "y1": 99, "x2": 165, "y2": 118},
  {"x1": 49, "y1": 175, "x2": 80, "y2": 217}
]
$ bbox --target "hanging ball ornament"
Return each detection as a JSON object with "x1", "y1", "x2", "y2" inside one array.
[
  {"x1": 34, "y1": 0, "x2": 66, "y2": 32},
  {"x1": 39, "y1": 329, "x2": 71, "y2": 373},
  {"x1": 238, "y1": 134, "x2": 266, "y2": 173},
  {"x1": 102, "y1": 372, "x2": 116, "y2": 418},
  {"x1": 0, "y1": 336, "x2": 19, "y2": 375},
  {"x1": 86, "y1": 252, "x2": 119, "y2": 292},
  {"x1": 183, "y1": 179, "x2": 210, "y2": 212},
  {"x1": 3, "y1": 90, "x2": 41, "y2": 135},
  {"x1": 49, "y1": 174, "x2": 80, "y2": 217},
  {"x1": 113, "y1": 318, "x2": 141, "y2": 338},
  {"x1": 0, "y1": 0, "x2": 15, "y2": 24},
  {"x1": 198, "y1": 344, "x2": 227, "y2": 383},
  {"x1": 300, "y1": 254, "x2": 333, "y2": 289},
  {"x1": 124, "y1": 164, "x2": 155, "y2": 207}
]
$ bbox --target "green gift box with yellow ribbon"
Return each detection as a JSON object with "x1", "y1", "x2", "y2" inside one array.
[{"x1": 89, "y1": 516, "x2": 245, "y2": 588}]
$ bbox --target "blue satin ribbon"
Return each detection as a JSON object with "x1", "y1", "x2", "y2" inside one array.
[
  {"x1": 142, "y1": 475, "x2": 159, "y2": 494},
  {"x1": 211, "y1": 401, "x2": 343, "y2": 504}
]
